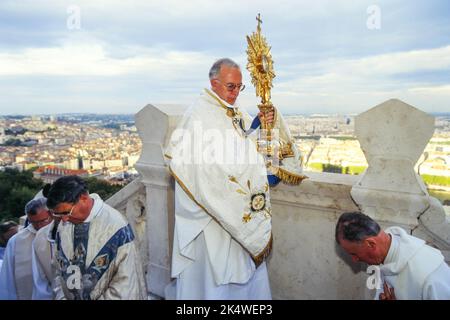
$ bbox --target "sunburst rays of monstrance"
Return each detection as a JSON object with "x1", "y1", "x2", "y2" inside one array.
[{"x1": 246, "y1": 14, "x2": 307, "y2": 186}]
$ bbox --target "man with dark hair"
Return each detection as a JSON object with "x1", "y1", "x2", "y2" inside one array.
[
  {"x1": 0, "y1": 221, "x2": 19, "y2": 250},
  {"x1": 335, "y1": 211, "x2": 450, "y2": 300},
  {"x1": 46, "y1": 175, "x2": 147, "y2": 300},
  {"x1": 0, "y1": 198, "x2": 52, "y2": 299}
]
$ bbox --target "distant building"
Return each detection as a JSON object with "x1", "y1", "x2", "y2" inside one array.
[
  {"x1": 33, "y1": 165, "x2": 89, "y2": 183},
  {"x1": 54, "y1": 138, "x2": 67, "y2": 145}
]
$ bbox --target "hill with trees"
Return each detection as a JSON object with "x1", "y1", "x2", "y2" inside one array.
[{"x1": 0, "y1": 169, "x2": 123, "y2": 222}]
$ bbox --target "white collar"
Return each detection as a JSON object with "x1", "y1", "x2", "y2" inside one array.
[
  {"x1": 82, "y1": 193, "x2": 103, "y2": 223},
  {"x1": 25, "y1": 223, "x2": 37, "y2": 234},
  {"x1": 383, "y1": 232, "x2": 398, "y2": 265},
  {"x1": 203, "y1": 88, "x2": 240, "y2": 110}
]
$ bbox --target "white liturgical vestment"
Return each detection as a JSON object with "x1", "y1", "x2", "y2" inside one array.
[
  {"x1": 53, "y1": 194, "x2": 147, "y2": 300},
  {"x1": 0, "y1": 224, "x2": 37, "y2": 300},
  {"x1": 165, "y1": 90, "x2": 272, "y2": 299},
  {"x1": 377, "y1": 226, "x2": 450, "y2": 300},
  {"x1": 31, "y1": 220, "x2": 58, "y2": 300}
]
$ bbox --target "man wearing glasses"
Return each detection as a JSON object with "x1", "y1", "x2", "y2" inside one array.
[
  {"x1": 46, "y1": 175, "x2": 147, "y2": 300},
  {"x1": 165, "y1": 58, "x2": 274, "y2": 299},
  {"x1": 0, "y1": 198, "x2": 53, "y2": 299}
]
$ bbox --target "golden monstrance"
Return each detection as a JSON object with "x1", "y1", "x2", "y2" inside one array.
[{"x1": 246, "y1": 14, "x2": 307, "y2": 185}]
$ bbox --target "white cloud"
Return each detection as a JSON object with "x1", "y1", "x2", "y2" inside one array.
[
  {"x1": 1, "y1": 0, "x2": 449, "y2": 114},
  {"x1": 337, "y1": 45, "x2": 450, "y2": 76},
  {"x1": 1, "y1": 42, "x2": 449, "y2": 114},
  {"x1": 258, "y1": 45, "x2": 450, "y2": 113},
  {"x1": 276, "y1": 45, "x2": 450, "y2": 95},
  {"x1": 408, "y1": 85, "x2": 450, "y2": 95},
  {"x1": 0, "y1": 42, "x2": 213, "y2": 79}
]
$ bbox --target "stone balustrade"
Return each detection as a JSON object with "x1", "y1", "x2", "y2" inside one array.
[{"x1": 108, "y1": 99, "x2": 449, "y2": 299}]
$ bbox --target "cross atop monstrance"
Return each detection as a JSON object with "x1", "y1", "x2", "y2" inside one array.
[
  {"x1": 246, "y1": 14, "x2": 274, "y2": 106},
  {"x1": 246, "y1": 14, "x2": 307, "y2": 185},
  {"x1": 256, "y1": 13, "x2": 263, "y2": 31}
]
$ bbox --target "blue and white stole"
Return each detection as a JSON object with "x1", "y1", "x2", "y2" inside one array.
[{"x1": 56, "y1": 223, "x2": 135, "y2": 300}]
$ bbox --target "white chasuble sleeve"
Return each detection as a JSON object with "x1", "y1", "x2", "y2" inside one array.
[
  {"x1": 0, "y1": 235, "x2": 17, "y2": 299},
  {"x1": 422, "y1": 262, "x2": 450, "y2": 299},
  {"x1": 31, "y1": 240, "x2": 53, "y2": 300},
  {"x1": 166, "y1": 95, "x2": 272, "y2": 266}
]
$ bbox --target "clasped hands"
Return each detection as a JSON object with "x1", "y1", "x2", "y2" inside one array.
[{"x1": 379, "y1": 282, "x2": 396, "y2": 300}]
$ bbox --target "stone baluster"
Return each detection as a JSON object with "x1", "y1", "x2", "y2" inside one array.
[
  {"x1": 351, "y1": 99, "x2": 450, "y2": 260},
  {"x1": 134, "y1": 104, "x2": 186, "y2": 298}
]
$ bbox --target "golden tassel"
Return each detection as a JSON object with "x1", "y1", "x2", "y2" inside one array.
[{"x1": 269, "y1": 165, "x2": 308, "y2": 186}]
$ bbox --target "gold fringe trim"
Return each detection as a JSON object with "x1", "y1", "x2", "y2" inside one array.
[
  {"x1": 164, "y1": 153, "x2": 172, "y2": 159},
  {"x1": 168, "y1": 166, "x2": 272, "y2": 265},
  {"x1": 252, "y1": 233, "x2": 273, "y2": 267},
  {"x1": 269, "y1": 165, "x2": 308, "y2": 186}
]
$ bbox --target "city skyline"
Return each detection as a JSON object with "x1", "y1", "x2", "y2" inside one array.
[
  {"x1": 1, "y1": 111, "x2": 449, "y2": 117},
  {"x1": 1, "y1": 0, "x2": 450, "y2": 115},
  {"x1": 1, "y1": 113, "x2": 449, "y2": 203}
]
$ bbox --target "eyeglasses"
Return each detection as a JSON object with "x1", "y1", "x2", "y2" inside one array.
[
  {"x1": 50, "y1": 204, "x2": 75, "y2": 217},
  {"x1": 217, "y1": 80, "x2": 245, "y2": 92},
  {"x1": 29, "y1": 215, "x2": 52, "y2": 227}
]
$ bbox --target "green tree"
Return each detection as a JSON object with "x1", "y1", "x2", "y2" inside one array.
[
  {"x1": 421, "y1": 174, "x2": 450, "y2": 187},
  {"x1": 2, "y1": 187, "x2": 36, "y2": 220},
  {"x1": 0, "y1": 169, "x2": 44, "y2": 222},
  {"x1": 84, "y1": 177, "x2": 123, "y2": 200},
  {"x1": 0, "y1": 170, "x2": 126, "y2": 222}
]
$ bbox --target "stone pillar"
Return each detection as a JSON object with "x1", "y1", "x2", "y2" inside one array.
[
  {"x1": 351, "y1": 99, "x2": 435, "y2": 228},
  {"x1": 134, "y1": 104, "x2": 186, "y2": 297},
  {"x1": 351, "y1": 98, "x2": 450, "y2": 261}
]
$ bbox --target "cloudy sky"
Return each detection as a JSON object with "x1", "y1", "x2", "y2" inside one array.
[{"x1": 0, "y1": 0, "x2": 449, "y2": 115}]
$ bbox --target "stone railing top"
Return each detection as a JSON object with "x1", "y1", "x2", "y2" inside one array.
[
  {"x1": 135, "y1": 104, "x2": 187, "y2": 168},
  {"x1": 304, "y1": 171, "x2": 359, "y2": 186},
  {"x1": 106, "y1": 177, "x2": 144, "y2": 208},
  {"x1": 135, "y1": 104, "x2": 187, "y2": 146},
  {"x1": 271, "y1": 171, "x2": 360, "y2": 213}
]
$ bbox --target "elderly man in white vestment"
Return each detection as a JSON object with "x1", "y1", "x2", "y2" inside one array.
[
  {"x1": 336, "y1": 212, "x2": 450, "y2": 300},
  {"x1": 46, "y1": 175, "x2": 147, "y2": 300},
  {"x1": 165, "y1": 58, "x2": 276, "y2": 300},
  {"x1": 0, "y1": 198, "x2": 53, "y2": 300},
  {"x1": 30, "y1": 184, "x2": 59, "y2": 300}
]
